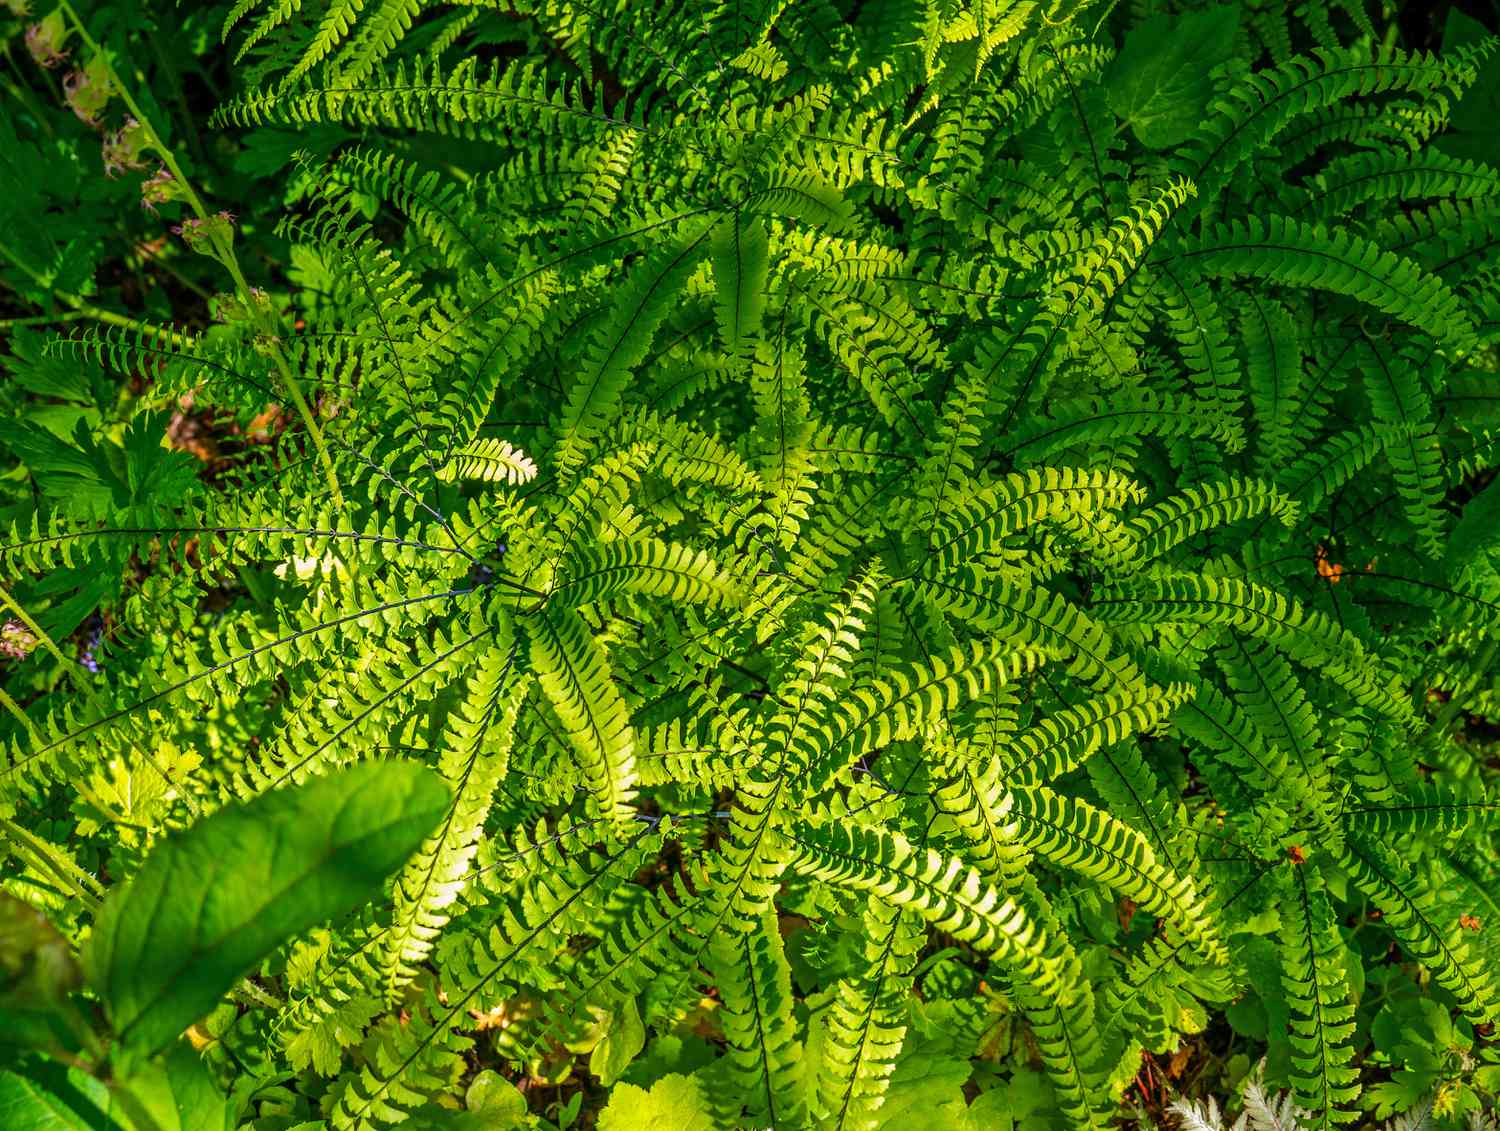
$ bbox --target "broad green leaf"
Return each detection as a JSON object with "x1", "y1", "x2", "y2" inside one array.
[
  {"x1": 465, "y1": 1070, "x2": 528, "y2": 1126},
  {"x1": 875, "y1": 1043, "x2": 974, "y2": 1130},
  {"x1": 85, "y1": 761, "x2": 449, "y2": 1060},
  {"x1": 1106, "y1": 6, "x2": 1239, "y2": 149},
  {"x1": 0, "y1": 419, "x2": 119, "y2": 517},
  {"x1": 120, "y1": 413, "x2": 197, "y2": 510},
  {"x1": 0, "y1": 894, "x2": 80, "y2": 1009},
  {"x1": 0, "y1": 896, "x2": 84, "y2": 1061},
  {"x1": 589, "y1": 997, "x2": 646, "y2": 1087},
  {"x1": 965, "y1": 1069, "x2": 1065, "y2": 1131},
  {"x1": 0, "y1": 1070, "x2": 95, "y2": 1131},
  {"x1": 0, "y1": 1010, "x2": 80, "y2": 1061},
  {"x1": 3, "y1": 327, "x2": 101, "y2": 404}
]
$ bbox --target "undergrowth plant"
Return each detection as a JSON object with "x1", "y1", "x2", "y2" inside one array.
[{"x1": 3, "y1": 0, "x2": 1500, "y2": 1129}]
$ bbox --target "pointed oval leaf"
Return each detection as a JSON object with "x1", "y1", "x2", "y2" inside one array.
[{"x1": 85, "y1": 761, "x2": 450, "y2": 1059}]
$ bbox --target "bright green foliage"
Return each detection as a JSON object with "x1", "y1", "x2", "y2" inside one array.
[{"x1": 3, "y1": 0, "x2": 1500, "y2": 1128}]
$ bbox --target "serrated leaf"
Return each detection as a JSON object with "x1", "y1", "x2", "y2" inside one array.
[
  {"x1": 597, "y1": 1074, "x2": 714, "y2": 1131},
  {"x1": 1106, "y1": 7, "x2": 1240, "y2": 149}
]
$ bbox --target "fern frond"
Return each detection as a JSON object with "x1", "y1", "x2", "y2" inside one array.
[
  {"x1": 553, "y1": 537, "x2": 744, "y2": 610},
  {"x1": 1177, "y1": 45, "x2": 1488, "y2": 207},
  {"x1": 1175, "y1": 215, "x2": 1478, "y2": 351},
  {"x1": 1008, "y1": 786, "x2": 1222, "y2": 959},
  {"x1": 435, "y1": 438, "x2": 538, "y2": 485},
  {"x1": 1000, "y1": 682, "x2": 1194, "y2": 784},
  {"x1": 813, "y1": 897, "x2": 923, "y2": 1130},
  {"x1": 379, "y1": 641, "x2": 525, "y2": 1003},
  {"x1": 808, "y1": 641, "x2": 1045, "y2": 791},
  {"x1": 786, "y1": 820, "x2": 1074, "y2": 1000},
  {"x1": 914, "y1": 571, "x2": 1147, "y2": 691},
  {"x1": 1121, "y1": 477, "x2": 1299, "y2": 567},
  {"x1": 1091, "y1": 572, "x2": 1408, "y2": 720},
  {"x1": 1279, "y1": 866, "x2": 1359, "y2": 1127},
  {"x1": 552, "y1": 224, "x2": 715, "y2": 476},
  {"x1": 1346, "y1": 835, "x2": 1500, "y2": 1026},
  {"x1": 709, "y1": 912, "x2": 807, "y2": 1129},
  {"x1": 710, "y1": 210, "x2": 770, "y2": 356},
  {"x1": 999, "y1": 389, "x2": 1241, "y2": 463},
  {"x1": 923, "y1": 466, "x2": 1144, "y2": 573},
  {"x1": 528, "y1": 607, "x2": 637, "y2": 823}
]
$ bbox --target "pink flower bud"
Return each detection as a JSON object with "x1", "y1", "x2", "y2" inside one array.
[
  {"x1": 24, "y1": 12, "x2": 67, "y2": 68},
  {"x1": 173, "y1": 210, "x2": 235, "y2": 256},
  {"x1": 140, "y1": 165, "x2": 176, "y2": 212},
  {"x1": 62, "y1": 56, "x2": 111, "y2": 126},
  {"x1": 102, "y1": 117, "x2": 148, "y2": 177}
]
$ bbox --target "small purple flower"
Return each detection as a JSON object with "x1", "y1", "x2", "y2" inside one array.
[{"x1": 77, "y1": 619, "x2": 103, "y2": 673}]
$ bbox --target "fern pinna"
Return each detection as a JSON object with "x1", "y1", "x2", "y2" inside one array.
[{"x1": 3, "y1": 0, "x2": 1500, "y2": 1128}]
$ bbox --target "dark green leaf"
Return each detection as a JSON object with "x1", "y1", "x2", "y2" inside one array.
[
  {"x1": 589, "y1": 997, "x2": 646, "y2": 1087},
  {"x1": 1106, "y1": 6, "x2": 1240, "y2": 149},
  {"x1": 1439, "y1": 9, "x2": 1500, "y2": 166}
]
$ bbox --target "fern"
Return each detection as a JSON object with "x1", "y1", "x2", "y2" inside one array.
[{"x1": 4, "y1": 1, "x2": 1500, "y2": 1128}]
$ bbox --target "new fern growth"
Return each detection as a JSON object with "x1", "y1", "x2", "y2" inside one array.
[{"x1": 3, "y1": 0, "x2": 1500, "y2": 1128}]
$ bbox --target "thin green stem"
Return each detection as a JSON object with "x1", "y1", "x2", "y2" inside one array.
[
  {"x1": 144, "y1": 35, "x2": 204, "y2": 165},
  {"x1": 0, "y1": 581, "x2": 74, "y2": 672},
  {"x1": 0, "y1": 817, "x2": 104, "y2": 913},
  {"x1": 0, "y1": 310, "x2": 91, "y2": 329},
  {"x1": 0, "y1": 686, "x2": 40, "y2": 741},
  {"x1": 133, "y1": 240, "x2": 214, "y2": 300},
  {"x1": 55, "y1": 0, "x2": 345, "y2": 511}
]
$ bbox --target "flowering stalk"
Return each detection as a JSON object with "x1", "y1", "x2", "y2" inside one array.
[{"x1": 52, "y1": 0, "x2": 345, "y2": 511}]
